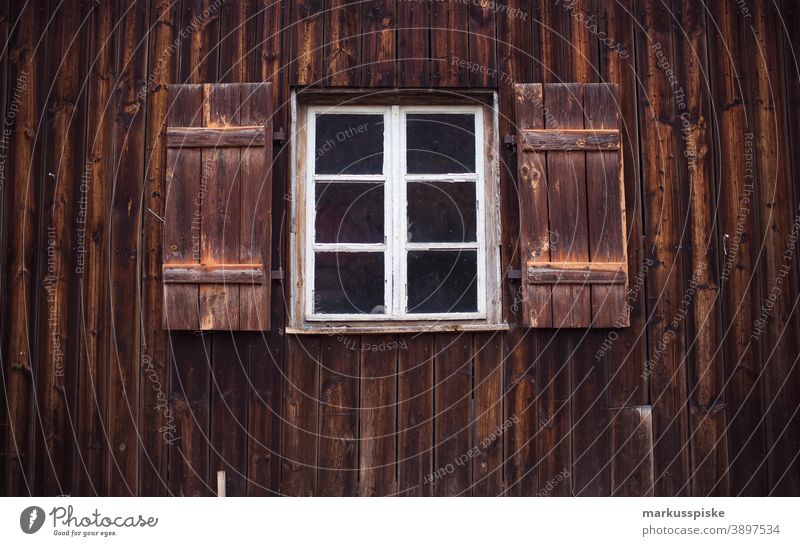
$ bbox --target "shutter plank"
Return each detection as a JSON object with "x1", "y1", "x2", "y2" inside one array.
[
  {"x1": 514, "y1": 84, "x2": 552, "y2": 327},
  {"x1": 584, "y1": 84, "x2": 628, "y2": 327},
  {"x1": 164, "y1": 85, "x2": 203, "y2": 330},
  {"x1": 200, "y1": 83, "x2": 241, "y2": 330},
  {"x1": 239, "y1": 82, "x2": 272, "y2": 330},
  {"x1": 544, "y1": 83, "x2": 591, "y2": 327}
]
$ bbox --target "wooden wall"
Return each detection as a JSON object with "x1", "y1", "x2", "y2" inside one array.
[{"x1": 1, "y1": 0, "x2": 799, "y2": 496}]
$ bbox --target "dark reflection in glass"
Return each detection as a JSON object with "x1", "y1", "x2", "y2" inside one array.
[
  {"x1": 315, "y1": 114, "x2": 384, "y2": 174},
  {"x1": 407, "y1": 250, "x2": 478, "y2": 313},
  {"x1": 315, "y1": 183, "x2": 384, "y2": 243},
  {"x1": 407, "y1": 181, "x2": 476, "y2": 242},
  {"x1": 406, "y1": 113, "x2": 475, "y2": 174},
  {"x1": 314, "y1": 252, "x2": 385, "y2": 314}
]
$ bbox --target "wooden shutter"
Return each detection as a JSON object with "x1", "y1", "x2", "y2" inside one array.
[
  {"x1": 163, "y1": 83, "x2": 273, "y2": 331},
  {"x1": 515, "y1": 83, "x2": 628, "y2": 328}
]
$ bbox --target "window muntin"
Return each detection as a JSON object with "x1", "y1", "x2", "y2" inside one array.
[{"x1": 294, "y1": 100, "x2": 501, "y2": 329}]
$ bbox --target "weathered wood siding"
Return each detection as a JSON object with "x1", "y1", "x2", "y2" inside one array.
[{"x1": 1, "y1": 0, "x2": 798, "y2": 496}]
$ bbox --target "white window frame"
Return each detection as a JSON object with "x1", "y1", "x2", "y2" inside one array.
[{"x1": 289, "y1": 92, "x2": 505, "y2": 334}]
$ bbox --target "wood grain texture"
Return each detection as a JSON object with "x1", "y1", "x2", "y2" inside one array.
[
  {"x1": 317, "y1": 335, "x2": 359, "y2": 496},
  {"x1": 396, "y1": 0, "x2": 430, "y2": 87},
  {"x1": 397, "y1": 334, "x2": 433, "y2": 496},
  {"x1": 107, "y1": 0, "x2": 149, "y2": 496},
  {"x1": 519, "y1": 129, "x2": 620, "y2": 151},
  {"x1": 359, "y1": 335, "x2": 397, "y2": 496},
  {"x1": 611, "y1": 406, "x2": 654, "y2": 496}
]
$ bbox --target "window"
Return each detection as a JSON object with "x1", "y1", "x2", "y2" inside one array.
[{"x1": 289, "y1": 93, "x2": 503, "y2": 333}]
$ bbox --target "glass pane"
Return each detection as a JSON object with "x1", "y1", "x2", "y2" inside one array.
[
  {"x1": 406, "y1": 113, "x2": 475, "y2": 174},
  {"x1": 314, "y1": 252, "x2": 385, "y2": 314},
  {"x1": 407, "y1": 181, "x2": 476, "y2": 242},
  {"x1": 315, "y1": 183, "x2": 384, "y2": 243},
  {"x1": 315, "y1": 114, "x2": 384, "y2": 175},
  {"x1": 407, "y1": 250, "x2": 478, "y2": 313}
]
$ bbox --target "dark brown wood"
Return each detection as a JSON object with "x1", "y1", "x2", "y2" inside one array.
[
  {"x1": 32, "y1": 0, "x2": 87, "y2": 495},
  {"x1": 433, "y1": 334, "x2": 472, "y2": 496},
  {"x1": 672, "y1": 0, "x2": 727, "y2": 496},
  {"x1": 748, "y1": 0, "x2": 800, "y2": 496},
  {"x1": 503, "y1": 329, "x2": 538, "y2": 496},
  {"x1": 545, "y1": 83, "x2": 591, "y2": 327},
  {"x1": 583, "y1": 85, "x2": 629, "y2": 327},
  {"x1": 163, "y1": 265, "x2": 265, "y2": 284},
  {"x1": 467, "y1": 0, "x2": 496, "y2": 87},
  {"x1": 611, "y1": 406, "x2": 654, "y2": 496},
  {"x1": 536, "y1": 335, "x2": 572, "y2": 496},
  {"x1": 164, "y1": 85, "x2": 203, "y2": 330},
  {"x1": 139, "y1": 0, "x2": 179, "y2": 497},
  {"x1": 292, "y1": 0, "x2": 324, "y2": 85},
  {"x1": 397, "y1": 334, "x2": 433, "y2": 496},
  {"x1": 317, "y1": 335, "x2": 359, "y2": 496},
  {"x1": 528, "y1": 262, "x2": 627, "y2": 284},
  {"x1": 281, "y1": 336, "x2": 319, "y2": 495},
  {"x1": 430, "y1": 0, "x2": 469, "y2": 87},
  {"x1": 362, "y1": 0, "x2": 395, "y2": 86},
  {"x1": 471, "y1": 333, "x2": 503, "y2": 495},
  {"x1": 519, "y1": 129, "x2": 620, "y2": 151},
  {"x1": 359, "y1": 335, "x2": 397, "y2": 496},
  {"x1": 396, "y1": 0, "x2": 430, "y2": 87},
  {"x1": 3, "y1": 0, "x2": 47, "y2": 496},
  {"x1": 106, "y1": 0, "x2": 150, "y2": 496},
  {"x1": 598, "y1": 0, "x2": 649, "y2": 409},
  {"x1": 238, "y1": 83, "x2": 273, "y2": 331},
  {"x1": 169, "y1": 333, "x2": 213, "y2": 496},
  {"x1": 634, "y1": 0, "x2": 691, "y2": 495},
  {"x1": 324, "y1": 0, "x2": 361, "y2": 86},
  {"x1": 514, "y1": 84, "x2": 552, "y2": 327},
  {"x1": 166, "y1": 127, "x2": 266, "y2": 147}
]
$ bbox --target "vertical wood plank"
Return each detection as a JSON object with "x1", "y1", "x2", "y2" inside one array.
[
  {"x1": 362, "y1": 0, "x2": 395, "y2": 86},
  {"x1": 292, "y1": 0, "x2": 324, "y2": 85},
  {"x1": 396, "y1": 0, "x2": 429, "y2": 87},
  {"x1": 514, "y1": 83, "x2": 552, "y2": 327},
  {"x1": 544, "y1": 83, "x2": 591, "y2": 327},
  {"x1": 634, "y1": 0, "x2": 691, "y2": 495},
  {"x1": 503, "y1": 330, "x2": 538, "y2": 495},
  {"x1": 430, "y1": 0, "x2": 469, "y2": 87},
  {"x1": 169, "y1": 333, "x2": 213, "y2": 496},
  {"x1": 467, "y1": 0, "x2": 496, "y2": 87},
  {"x1": 200, "y1": 83, "x2": 241, "y2": 330},
  {"x1": 536, "y1": 334, "x2": 571, "y2": 496},
  {"x1": 317, "y1": 335, "x2": 359, "y2": 496},
  {"x1": 281, "y1": 335, "x2": 319, "y2": 495},
  {"x1": 398, "y1": 334, "x2": 433, "y2": 496},
  {"x1": 584, "y1": 84, "x2": 627, "y2": 327},
  {"x1": 433, "y1": 334, "x2": 472, "y2": 496},
  {"x1": 706, "y1": 0, "x2": 766, "y2": 496},
  {"x1": 239, "y1": 82, "x2": 272, "y2": 330},
  {"x1": 107, "y1": 0, "x2": 149, "y2": 496},
  {"x1": 0, "y1": 0, "x2": 11, "y2": 496},
  {"x1": 610, "y1": 406, "x2": 654, "y2": 496},
  {"x1": 748, "y1": 0, "x2": 800, "y2": 496},
  {"x1": 33, "y1": 0, "x2": 88, "y2": 495},
  {"x1": 325, "y1": 0, "x2": 361, "y2": 86},
  {"x1": 209, "y1": 333, "x2": 249, "y2": 496},
  {"x1": 140, "y1": 0, "x2": 178, "y2": 496},
  {"x1": 672, "y1": 0, "x2": 728, "y2": 496},
  {"x1": 3, "y1": 0, "x2": 47, "y2": 497},
  {"x1": 471, "y1": 333, "x2": 503, "y2": 495},
  {"x1": 598, "y1": 0, "x2": 649, "y2": 410},
  {"x1": 179, "y1": 0, "x2": 220, "y2": 84},
  {"x1": 359, "y1": 335, "x2": 397, "y2": 496}
]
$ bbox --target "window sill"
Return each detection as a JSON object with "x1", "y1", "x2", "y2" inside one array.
[{"x1": 285, "y1": 322, "x2": 509, "y2": 335}]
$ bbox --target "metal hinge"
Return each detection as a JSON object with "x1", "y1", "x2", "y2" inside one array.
[
  {"x1": 271, "y1": 268, "x2": 283, "y2": 281},
  {"x1": 504, "y1": 134, "x2": 516, "y2": 151},
  {"x1": 273, "y1": 129, "x2": 286, "y2": 145}
]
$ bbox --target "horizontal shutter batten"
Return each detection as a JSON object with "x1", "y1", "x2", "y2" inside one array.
[
  {"x1": 528, "y1": 262, "x2": 627, "y2": 284},
  {"x1": 519, "y1": 129, "x2": 620, "y2": 151},
  {"x1": 166, "y1": 126, "x2": 266, "y2": 147},
  {"x1": 163, "y1": 265, "x2": 265, "y2": 284}
]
